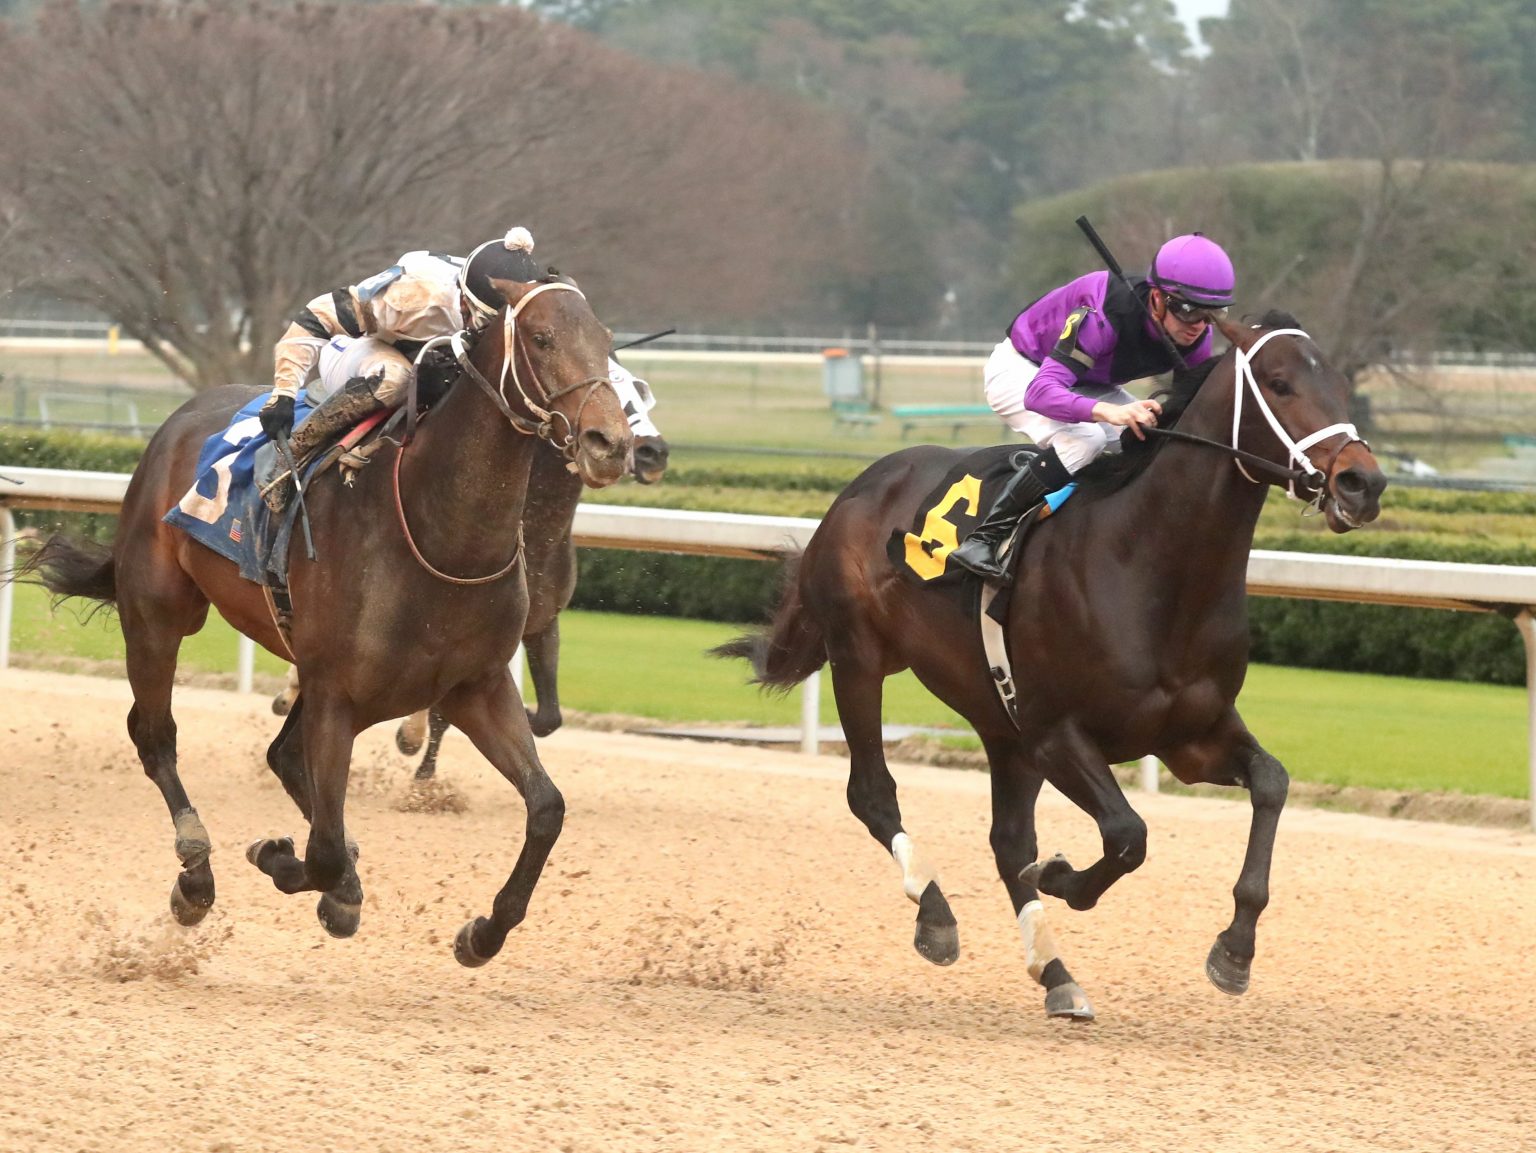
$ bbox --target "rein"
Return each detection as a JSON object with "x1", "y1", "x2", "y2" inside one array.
[{"x1": 393, "y1": 280, "x2": 614, "y2": 585}]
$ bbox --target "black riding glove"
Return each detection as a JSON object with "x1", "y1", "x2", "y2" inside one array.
[{"x1": 260, "y1": 394, "x2": 296, "y2": 442}]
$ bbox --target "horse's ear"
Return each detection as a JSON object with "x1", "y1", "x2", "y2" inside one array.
[
  {"x1": 488, "y1": 275, "x2": 539, "y2": 309},
  {"x1": 1215, "y1": 316, "x2": 1257, "y2": 352}
]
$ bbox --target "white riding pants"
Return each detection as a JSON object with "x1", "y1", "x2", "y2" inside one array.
[
  {"x1": 982, "y1": 339, "x2": 1138, "y2": 474},
  {"x1": 312, "y1": 335, "x2": 415, "y2": 406}
]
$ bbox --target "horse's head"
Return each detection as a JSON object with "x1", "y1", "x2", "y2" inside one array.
[
  {"x1": 606, "y1": 362, "x2": 670, "y2": 485},
  {"x1": 481, "y1": 274, "x2": 632, "y2": 488},
  {"x1": 1213, "y1": 314, "x2": 1386, "y2": 532}
]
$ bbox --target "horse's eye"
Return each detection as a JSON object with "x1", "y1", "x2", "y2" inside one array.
[
  {"x1": 531, "y1": 331, "x2": 554, "y2": 350},
  {"x1": 1270, "y1": 377, "x2": 1294, "y2": 397}
]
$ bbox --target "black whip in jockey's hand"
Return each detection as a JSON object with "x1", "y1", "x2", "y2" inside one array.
[
  {"x1": 270, "y1": 428, "x2": 318, "y2": 562},
  {"x1": 612, "y1": 328, "x2": 676, "y2": 353}
]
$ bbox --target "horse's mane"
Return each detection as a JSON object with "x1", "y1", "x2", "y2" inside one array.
[{"x1": 1070, "y1": 309, "x2": 1304, "y2": 498}]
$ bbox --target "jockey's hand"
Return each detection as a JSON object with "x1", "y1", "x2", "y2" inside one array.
[
  {"x1": 1093, "y1": 397, "x2": 1162, "y2": 441},
  {"x1": 260, "y1": 394, "x2": 296, "y2": 443}
]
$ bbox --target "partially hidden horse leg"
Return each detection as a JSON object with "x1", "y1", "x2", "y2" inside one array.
[
  {"x1": 981, "y1": 736, "x2": 1093, "y2": 1021},
  {"x1": 436, "y1": 672, "x2": 562, "y2": 968},
  {"x1": 1163, "y1": 719, "x2": 1289, "y2": 996},
  {"x1": 121, "y1": 596, "x2": 216, "y2": 927},
  {"x1": 829, "y1": 647, "x2": 960, "y2": 966},
  {"x1": 395, "y1": 708, "x2": 429, "y2": 757},
  {"x1": 271, "y1": 663, "x2": 300, "y2": 717},
  {"x1": 246, "y1": 692, "x2": 363, "y2": 939},
  {"x1": 412, "y1": 710, "x2": 452, "y2": 781},
  {"x1": 1018, "y1": 721, "x2": 1148, "y2": 913},
  {"x1": 523, "y1": 618, "x2": 564, "y2": 737}
]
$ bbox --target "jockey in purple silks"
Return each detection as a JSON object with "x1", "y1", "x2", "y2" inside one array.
[{"x1": 948, "y1": 233, "x2": 1238, "y2": 580}]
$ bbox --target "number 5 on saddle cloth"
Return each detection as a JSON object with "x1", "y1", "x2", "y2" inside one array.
[{"x1": 885, "y1": 444, "x2": 1077, "y2": 728}]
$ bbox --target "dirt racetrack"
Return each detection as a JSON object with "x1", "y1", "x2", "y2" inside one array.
[{"x1": 2, "y1": 668, "x2": 1534, "y2": 1153}]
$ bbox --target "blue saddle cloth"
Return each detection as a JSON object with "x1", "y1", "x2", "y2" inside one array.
[{"x1": 162, "y1": 391, "x2": 317, "y2": 585}]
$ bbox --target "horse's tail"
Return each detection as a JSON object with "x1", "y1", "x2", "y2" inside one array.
[
  {"x1": 711, "y1": 555, "x2": 826, "y2": 692},
  {"x1": 11, "y1": 534, "x2": 118, "y2": 614}
]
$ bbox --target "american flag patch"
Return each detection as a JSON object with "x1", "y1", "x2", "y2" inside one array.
[{"x1": 229, "y1": 519, "x2": 243, "y2": 544}]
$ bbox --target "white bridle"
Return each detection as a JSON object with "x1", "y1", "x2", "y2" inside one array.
[{"x1": 1231, "y1": 327, "x2": 1363, "y2": 500}]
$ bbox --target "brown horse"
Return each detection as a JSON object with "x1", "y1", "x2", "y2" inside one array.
[
  {"x1": 718, "y1": 315, "x2": 1387, "y2": 1019},
  {"x1": 18, "y1": 272, "x2": 632, "y2": 967},
  {"x1": 387, "y1": 410, "x2": 670, "y2": 776}
]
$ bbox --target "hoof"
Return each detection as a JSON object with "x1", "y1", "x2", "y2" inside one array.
[
  {"x1": 169, "y1": 876, "x2": 213, "y2": 926},
  {"x1": 914, "y1": 920, "x2": 960, "y2": 966},
  {"x1": 913, "y1": 881, "x2": 959, "y2": 966},
  {"x1": 528, "y1": 710, "x2": 562, "y2": 739},
  {"x1": 1206, "y1": 940, "x2": 1252, "y2": 996},
  {"x1": 271, "y1": 692, "x2": 292, "y2": 717},
  {"x1": 316, "y1": 893, "x2": 362, "y2": 939},
  {"x1": 1018, "y1": 852, "x2": 1070, "y2": 892},
  {"x1": 245, "y1": 835, "x2": 295, "y2": 869},
  {"x1": 453, "y1": 917, "x2": 493, "y2": 968},
  {"x1": 395, "y1": 727, "x2": 424, "y2": 758},
  {"x1": 1044, "y1": 981, "x2": 1095, "y2": 1022}
]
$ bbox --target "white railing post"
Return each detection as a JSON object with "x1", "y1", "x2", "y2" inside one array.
[
  {"x1": 1514, "y1": 610, "x2": 1536, "y2": 833},
  {"x1": 800, "y1": 669, "x2": 820, "y2": 756},
  {"x1": 237, "y1": 635, "x2": 255, "y2": 694},
  {"x1": 511, "y1": 643, "x2": 526, "y2": 695},
  {"x1": 0, "y1": 508, "x2": 14, "y2": 670},
  {"x1": 1139, "y1": 754, "x2": 1160, "y2": 793}
]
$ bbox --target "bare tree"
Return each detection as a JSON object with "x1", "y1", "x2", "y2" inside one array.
[{"x1": 0, "y1": 0, "x2": 871, "y2": 387}]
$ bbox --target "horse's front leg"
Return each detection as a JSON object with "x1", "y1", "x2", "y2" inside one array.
[
  {"x1": 1018, "y1": 720, "x2": 1148, "y2": 911},
  {"x1": 436, "y1": 670, "x2": 562, "y2": 967},
  {"x1": 523, "y1": 618, "x2": 564, "y2": 737},
  {"x1": 246, "y1": 691, "x2": 364, "y2": 939},
  {"x1": 1162, "y1": 714, "x2": 1289, "y2": 995},
  {"x1": 982, "y1": 736, "x2": 1094, "y2": 1021}
]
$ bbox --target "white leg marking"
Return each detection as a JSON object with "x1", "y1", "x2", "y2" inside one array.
[
  {"x1": 1017, "y1": 899, "x2": 1061, "y2": 982},
  {"x1": 890, "y1": 832, "x2": 939, "y2": 905}
]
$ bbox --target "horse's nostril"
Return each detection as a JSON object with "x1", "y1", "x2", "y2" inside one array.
[
  {"x1": 1337, "y1": 470, "x2": 1366, "y2": 497},
  {"x1": 580, "y1": 428, "x2": 619, "y2": 458}
]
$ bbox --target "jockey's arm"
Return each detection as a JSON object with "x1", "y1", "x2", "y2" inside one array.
[{"x1": 271, "y1": 287, "x2": 365, "y2": 400}]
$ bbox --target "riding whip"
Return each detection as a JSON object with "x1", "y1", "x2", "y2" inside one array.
[
  {"x1": 1075, "y1": 215, "x2": 1190, "y2": 373},
  {"x1": 271, "y1": 429, "x2": 318, "y2": 562},
  {"x1": 612, "y1": 328, "x2": 676, "y2": 353}
]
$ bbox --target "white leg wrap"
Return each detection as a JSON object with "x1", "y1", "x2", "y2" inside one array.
[
  {"x1": 890, "y1": 832, "x2": 939, "y2": 905},
  {"x1": 1017, "y1": 899, "x2": 1061, "y2": 982}
]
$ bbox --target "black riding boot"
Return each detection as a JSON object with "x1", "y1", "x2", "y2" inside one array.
[
  {"x1": 262, "y1": 373, "x2": 392, "y2": 513},
  {"x1": 948, "y1": 447, "x2": 1073, "y2": 580}
]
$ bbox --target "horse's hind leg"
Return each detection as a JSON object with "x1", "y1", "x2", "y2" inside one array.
[
  {"x1": 982, "y1": 736, "x2": 1093, "y2": 1021},
  {"x1": 120, "y1": 588, "x2": 215, "y2": 926},
  {"x1": 830, "y1": 643, "x2": 959, "y2": 966},
  {"x1": 411, "y1": 709, "x2": 452, "y2": 781},
  {"x1": 523, "y1": 618, "x2": 563, "y2": 737},
  {"x1": 436, "y1": 672, "x2": 561, "y2": 967}
]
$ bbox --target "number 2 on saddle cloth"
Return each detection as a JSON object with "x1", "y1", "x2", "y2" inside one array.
[{"x1": 884, "y1": 443, "x2": 1074, "y2": 622}]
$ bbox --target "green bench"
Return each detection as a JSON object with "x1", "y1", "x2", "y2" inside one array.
[
  {"x1": 831, "y1": 398, "x2": 881, "y2": 433},
  {"x1": 890, "y1": 403, "x2": 995, "y2": 440}
]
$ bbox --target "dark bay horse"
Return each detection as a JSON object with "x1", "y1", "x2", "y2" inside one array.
[
  {"x1": 386, "y1": 369, "x2": 667, "y2": 770},
  {"x1": 273, "y1": 367, "x2": 670, "y2": 770},
  {"x1": 19, "y1": 272, "x2": 632, "y2": 967},
  {"x1": 718, "y1": 315, "x2": 1387, "y2": 1019}
]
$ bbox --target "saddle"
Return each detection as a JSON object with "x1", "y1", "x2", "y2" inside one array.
[{"x1": 885, "y1": 444, "x2": 1075, "y2": 729}]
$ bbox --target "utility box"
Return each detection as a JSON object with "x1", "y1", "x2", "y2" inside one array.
[{"x1": 822, "y1": 347, "x2": 865, "y2": 401}]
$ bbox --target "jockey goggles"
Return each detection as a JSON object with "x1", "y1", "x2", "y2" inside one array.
[{"x1": 1164, "y1": 295, "x2": 1227, "y2": 325}]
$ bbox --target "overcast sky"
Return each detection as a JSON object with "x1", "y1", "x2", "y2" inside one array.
[{"x1": 1172, "y1": 0, "x2": 1230, "y2": 49}]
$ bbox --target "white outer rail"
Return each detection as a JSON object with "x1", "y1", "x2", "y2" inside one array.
[{"x1": 4, "y1": 466, "x2": 1536, "y2": 828}]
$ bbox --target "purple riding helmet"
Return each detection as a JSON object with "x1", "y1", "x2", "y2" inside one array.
[{"x1": 1147, "y1": 233, "x2": 1236, "y2": 308}]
